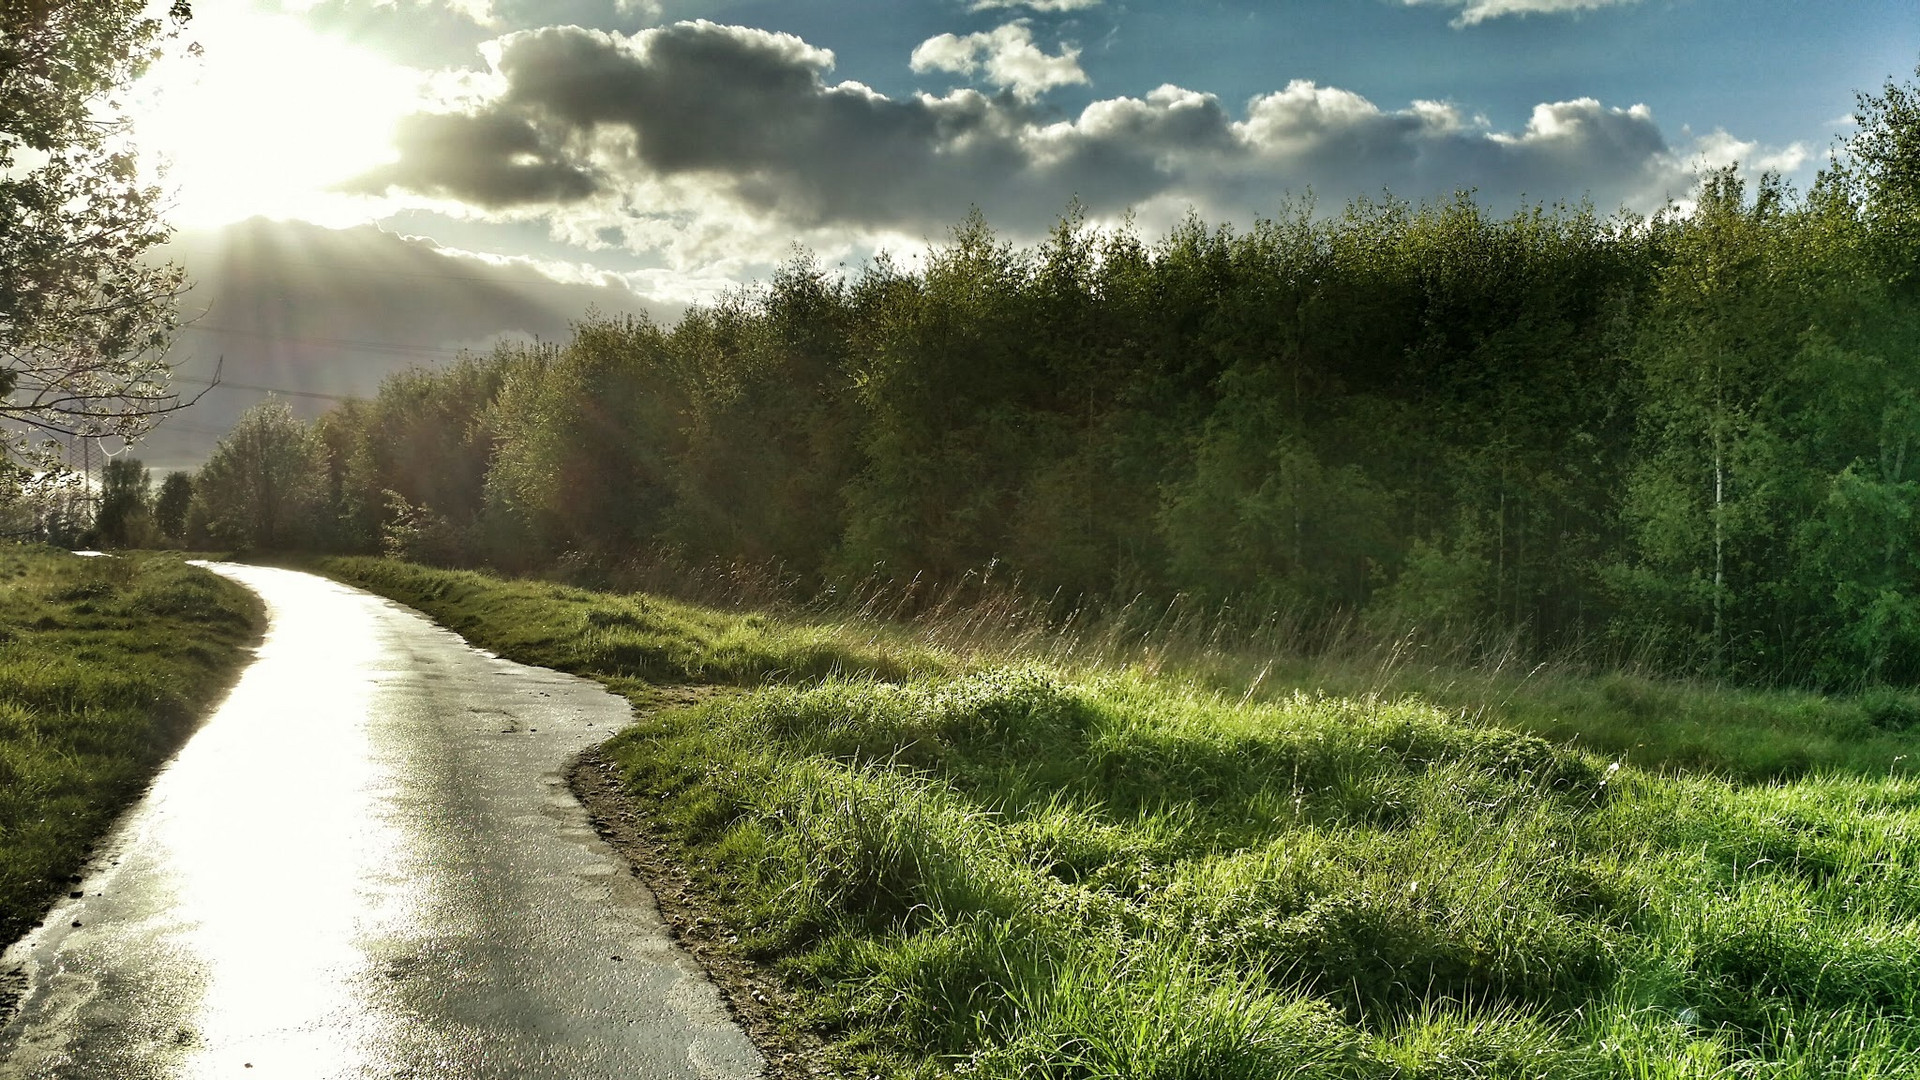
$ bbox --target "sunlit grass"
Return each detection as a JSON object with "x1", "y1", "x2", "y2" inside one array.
[
  {"x1": 619, "y1": 672, "x2": 1920, "y2": 1077},
  {"x1": 0, "y1": 546, "x2": 260, "y2": 943},
  {"x1": 836, "y1": 580, "x2": 1920, "y2": 782},
  {"x1": 316, "y1": 557, "x2": 1920, "y2": 1077},
  {"x1": 313, "y1": 556, "x2": 947, "y2": 691}
]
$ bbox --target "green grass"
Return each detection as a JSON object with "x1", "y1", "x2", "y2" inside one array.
[
  {"x1": 311, "y1": 555, "x2": 947, "y2": 695},
  {"x1": 1191, "y1": 651, "x2": 1920, "y2": 783},
  {"x1": 0, "y1": 545, "x2": 261, "y2": 943},
  {"x1": 316, "y1": 557, "x2": 1920, "y2": 1078},
  {"x1": 780, "y1": 579, "x2": 1920, "y2": 782},
  {"x1": 621, "y1": 673, "x2": 1920, "y2": 1078}
]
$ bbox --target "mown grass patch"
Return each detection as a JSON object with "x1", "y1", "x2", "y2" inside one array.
[
  {"x1": 316, "y1": 558, "x2": 1920, "y2": 1077},
  {"x1": 0, "y1": 546, "x2": 261, "y2": 944}
]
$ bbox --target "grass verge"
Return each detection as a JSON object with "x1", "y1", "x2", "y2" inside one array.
[
  {"x1": 317, "y1": 556, "x2": 1920, "y2": 1078},
  {"x1": 541, "y1": 557, "x2": 1920, "y2": 781},
  {"x1": 0, "y1": 546, "x2": 261, "y2": 946},
  {"x1": 310, "y1": 555, "x2": 947, "y2": 695}
]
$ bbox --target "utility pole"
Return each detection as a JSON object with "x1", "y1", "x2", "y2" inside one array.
[{"x1": 81, "y1": 435, "x2": 95, "y2": 526}]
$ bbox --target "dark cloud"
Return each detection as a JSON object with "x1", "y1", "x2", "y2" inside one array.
[
  {"x1": 357, "y1": 21, "x2": 1159, "y2": 226},
  {"x1": 359, "y1": 20, "x2": 1710, "y2": 237},
  {"x1": 348, "y1": 111, "x2": 600, "y2": 207},
  {"x1": 480, "y1": 22, "x2": 1028, "y2": 221}
]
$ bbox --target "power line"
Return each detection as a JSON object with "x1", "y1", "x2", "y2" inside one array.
[
  {"x1": 214, "y1": 254, "x2": 641, "y2": 291},
  {"x1": 179, "y1": 323, "x2": 474, "y2": 360},
  {"x1": 153, "y1": 321, "x2": 560, "y2": 410},
  {"x1": 143, "y1": 421, "x2": 244, "y2": 436},
  {"x1": 170, "y1": 377, "x2": 351, "y2": 402}
]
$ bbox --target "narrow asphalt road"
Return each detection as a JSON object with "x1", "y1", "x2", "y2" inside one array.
[{"x1": 0, "y1": 564, "x2": 762, "y2": 1079}]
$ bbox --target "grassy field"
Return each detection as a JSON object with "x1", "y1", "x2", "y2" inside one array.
[
  {"x1": 0, "y1": 546, "x2": 261, "y2": 945},
  {"x1": 320, "y1": 556, "x2": 1920, "y2": 1079}
]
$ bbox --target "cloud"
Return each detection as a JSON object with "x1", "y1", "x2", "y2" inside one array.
[
  {"x1": 441, "y1": 0, "x2": 498, "y2": 25},
  {"x1": 353, "y1": 20, "x2": 1781, "y2": 256},
  {"x1": 968, "y1": 0, "x2": 1103, "y2": 11},
  {"x1": 1402, "y1": 0, "x2": 1641, "y2": 27},
  {"x1": 347, "y1": 110, "x2": 600, "y2": 207},
  {"x1": 1691, "y1": 129, "x2": 1811, "y2": 175},
  {"x1": 280, "y1": 0, "x2": 664, "y2": 66},
  {"x1": 911, "y1": 22, "x2": 1089, "y2": 102}
]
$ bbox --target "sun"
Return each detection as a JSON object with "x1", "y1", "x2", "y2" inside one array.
[{"x1": 131, "y1": 2, "x2": 426, "y2": 229}]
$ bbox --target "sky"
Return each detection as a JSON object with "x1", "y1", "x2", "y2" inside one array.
[{"x1": 123, "y1": 0, "x2": 1918, "y2": 469}]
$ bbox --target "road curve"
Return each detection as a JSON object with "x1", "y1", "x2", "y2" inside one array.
[{"x1": 0, "y1": 564, "x2": 762, "y2": 1079}]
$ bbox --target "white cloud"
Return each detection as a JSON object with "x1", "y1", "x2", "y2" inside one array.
[
  {"x1": 1403, "y1": 0, "x2": 1641, "y2": 28},
  {"x1": 911, "y1": 22, "x2": 1089, "y2": 102},
  {"x1": 440, "y1": 0, "x2": 498, "y2": 25},
  {"x1": 908, "y1": 34, "x2": 979, "y2": 80},
  {"x1": 969, "y1": 0, "x2": 1102, "y2": 11},
  {"x1": 1490, "y1": 98, "x2": 1660, "y2": 150},
  {"x1": 1690, "y1": 130, "x2": 1811, "y2": 176}
]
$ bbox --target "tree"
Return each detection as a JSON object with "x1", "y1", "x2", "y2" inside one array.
[
  {"x1": 665, "y1": 255, "x2": 863, "y2": 575},
  {"x1": 1, "y1": 1, "x2": 200, "y2": 475},
  {"x1": 153, "y1": 469, "x2": 191, "y2": 543},
  {"x1": 486, "y1": 321, "x2": 686, "y2": 560},
  {"x1": 191, "y1": 399, "x2": 325, "y2": 550},
  {"x1": 1844, "y1": 62, "x2": 1920, "y2": 260},
  {"x1": 1613, "y1": 171, "x2": 1801, "y2": 675},
  {"x1": 93, "y1": 454, "x2": 151, "y2": 547}
]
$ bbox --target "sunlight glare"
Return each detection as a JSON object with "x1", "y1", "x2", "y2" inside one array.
[{"x1": 133, "y1": 4, "x2": 425, "y2": 228}]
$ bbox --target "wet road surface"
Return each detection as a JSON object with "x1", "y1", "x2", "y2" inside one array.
[{"x1": 0, "y1": 564, "x2": 762, "y2": 1079}]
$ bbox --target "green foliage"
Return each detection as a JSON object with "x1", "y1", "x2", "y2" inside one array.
[
  {"x1": 0, "y1": 1, "x2": 195, "y2": 470},
  {"x1": 152, "y1": 470, "x2": 191, "y2": 544},
  {"x1": 667, "y1": 255, "x2": 866, "y2": 571},
  {"x1": 190, "y1": 399, "x2": 327, "y2": 551},
  {"x1": 485, "y1": 321, "x2": 687, "y2": 561},
  {"x1": 1160, "y1": 376, "x2": 1395, "y2": 608},
  {"x1": 1845, "y1": 62, "x2": 1920, "y2": 263},
  {"x1": 276, "y1": 64, "x2": 1920, "y2": 690},
  {"x1": 378, "y1": 489, "x2": 467, "y2": 566},
  {"x1": 0, "y1": 544, "x2": 259, "y2": 943},
  {"x1": 313, "y1": 352, "x2": 518, "y2": 558},
  {"x1": 93, "y1": 456, "x2": 152, "y2": 548}
]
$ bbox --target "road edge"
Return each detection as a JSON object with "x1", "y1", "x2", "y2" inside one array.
[
  {"x1": 0, "y1": 555, "x2": 266, "y2": 1028},
  {"x1": 569, "y1": 743, "x2": 838, "y2": 1080}
]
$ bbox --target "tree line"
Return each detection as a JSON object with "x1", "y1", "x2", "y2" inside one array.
[{"x1": 81, "y1": 67, "x2": 1920, "y2": 688}]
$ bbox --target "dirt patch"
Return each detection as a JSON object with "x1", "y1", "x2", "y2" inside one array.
[{"x1": 568, "y1": 703, "x2": 841, "y2": 1080}]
